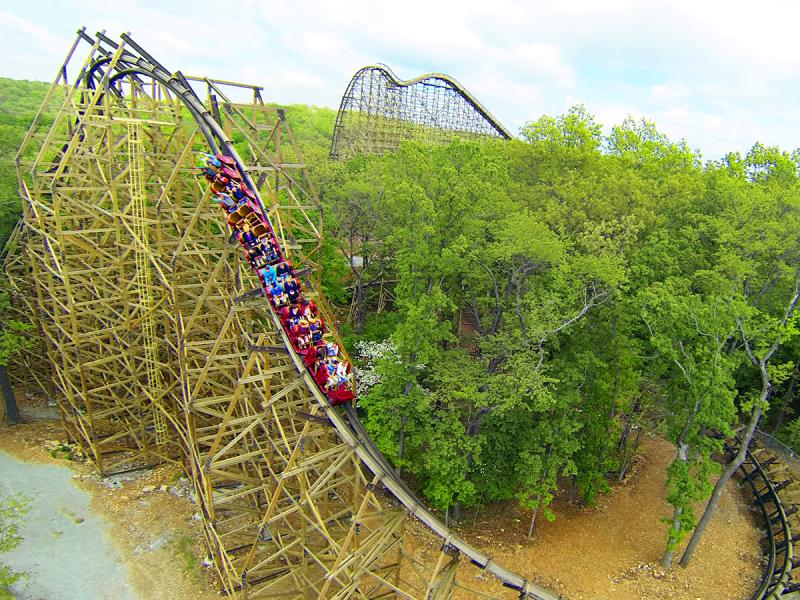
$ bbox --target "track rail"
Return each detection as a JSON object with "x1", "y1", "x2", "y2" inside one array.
[
  {"x1": 728, "y1": 439, "x2": 795, "y2": 599},
  {"x1": 330, "y1": 64, "x2": 512, "y2": 160},
  {"x1": 71, "y1": 30, "x2": 558, "y2": 600}
]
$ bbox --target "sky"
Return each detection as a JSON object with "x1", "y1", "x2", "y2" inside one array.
[{"x1": 2, "y1": 0, "x2": 799, "y2": 160}]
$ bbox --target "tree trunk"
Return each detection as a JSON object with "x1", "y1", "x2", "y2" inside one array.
[
  {"x1": 397, "y1": 414, "x2": 409, "y2": 461},
  {"x1": 0, "y1": 365, "x2": 20, "y2": 424},
  {"x1": 449, "y1": 502, "x2": 462, "y2": 524},
  {"x1": 679, "y1": 404, "x2": 762, "y2": 567},
  {"x1": 0, "y1": 366, "x2": 20, "y2": 423},
  {"x1": 527, "y1": 495, "x2": 542, "y2": 538},
  {"x1": 661, "y1": 506, "x2": 683, "y2": 569},
  {"x1": 661, "y1": 440, "x2": 690, "y2": 569},
  {"x1": 680, "y1": 271, "x2": 800, "y2": 567},
  {"x1": 772, "y1": 362, "x2": 798, "y2": 434},
  {"x1": 353, "y1": 280, "x2": 367, "y2": 334}
]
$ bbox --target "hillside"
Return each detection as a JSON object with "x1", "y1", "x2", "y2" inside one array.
[{"x1": 0, "y1": 77, "x2": 337, "y2": 247}]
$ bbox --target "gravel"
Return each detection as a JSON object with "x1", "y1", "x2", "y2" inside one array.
[{"x1": 0, "y1": 450, "x2": 138, "y2": 600}]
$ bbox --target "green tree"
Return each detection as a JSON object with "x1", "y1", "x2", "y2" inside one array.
[{"x1": 640, "y1": 277, "x2": 738, "y2": 568}]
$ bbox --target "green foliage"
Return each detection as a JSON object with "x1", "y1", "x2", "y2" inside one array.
[
  {"x1": 0, "y1": 78, "x2": 51, "y2": 248},
  {"x1": 0, "y1": 494, "x2": 29, "y2": 598},
  {"x1": 0, "y1": 286, "x2": 33, "y2": 367},
  {"x1": 7, "y1": 71, "x2": 800, "y2": 548},
  {"x1": 777, "y1": 417, "x2": 800, "y2": 451},
  {"x1": 320, "y1": 102, "x2": 800, "y2": 543}
]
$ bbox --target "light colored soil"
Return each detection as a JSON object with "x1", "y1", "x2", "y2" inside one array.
[
  {"x1": 2, "y1": 401, "x2": 763, "y2": 600},
  {"x1": 405, "y1": 435, "x2": 761, "y2": 600},
  {"x1": 0, "y1": 450, "x2": 137, "y2": 600},
  {"x1": 0, "y1": 414, "x2": 220, "y2": 600}
]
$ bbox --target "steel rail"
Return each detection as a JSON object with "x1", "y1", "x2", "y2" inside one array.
[
  {"x1": 68, "y1": 30, "x2": 559, "y2": 600},
  {"x1": 731, "y1": 439, "x2": 794, "y2": 599}
]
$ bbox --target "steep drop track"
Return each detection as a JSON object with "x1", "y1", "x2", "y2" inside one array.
[{"x1": 10, "y1": 28, "x2": 559, "y2": 600}]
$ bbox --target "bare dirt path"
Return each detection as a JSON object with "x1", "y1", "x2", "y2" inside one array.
[
  {"x1": 406, "y1": 435, "x2": 762, "y2": 599},
  {"x1": 0, "y1": 450, "x2": 138, "y2": 600},
  {"x1": 0, "y1": 405, "x2": 219, "y2": 600}
]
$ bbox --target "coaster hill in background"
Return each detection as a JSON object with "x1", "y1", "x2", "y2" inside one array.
[{"x1": 330, "y1": 64, "x2": 512, "y2": 160}]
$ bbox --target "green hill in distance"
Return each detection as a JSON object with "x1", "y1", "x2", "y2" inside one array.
[{"x1": 0, "y1": 76, "x2": 337, "y2": 247}]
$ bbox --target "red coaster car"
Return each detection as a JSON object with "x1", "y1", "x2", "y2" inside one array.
[{"x1": 327, "y1": 387, "x2": 355, "y2": 406}]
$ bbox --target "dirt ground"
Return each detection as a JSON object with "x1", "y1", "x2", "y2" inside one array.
[
  {"x1": 0, "y1": 398, "x2": 220, "y2": 600},
  {"x1": 405, "y1": 435, "x2": 761, "y2": 600},
  {"x1": 1, "y1": 397, "x2": 762, "y2": 600}
]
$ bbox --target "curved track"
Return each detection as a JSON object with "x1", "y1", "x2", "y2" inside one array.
[
  {"x1": 730, "y1": 437, "x2": 796, "y2": 599},
  {"x1": 27, "y1": 29, "x2": 559, "y2": 600},
  {"x1": 330, "y1": 64, "x2": 512, "y2": 160}
]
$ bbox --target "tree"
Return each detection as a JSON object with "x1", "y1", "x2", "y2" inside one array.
[
  {"x1": 680, "y1": 271, "x2": 800, "y2": 566},
  {"x1": 0, "y1": 282, "x2": 32, "y2": 424},
  {"x1": 678, "y1": 143, "x2": 800, "y2": 566},
  {"x1": 640, "y1": 276, "x2": 738, "y2": 568}
]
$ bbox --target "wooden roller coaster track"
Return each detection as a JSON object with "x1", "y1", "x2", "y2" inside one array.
[{"x1": 3, "y1": 28, "x2": 559, "y2": 600}]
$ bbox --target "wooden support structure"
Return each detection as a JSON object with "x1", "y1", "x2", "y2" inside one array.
[{"x1": 4, "y1": 30, "x2": 558, "y2": 600}]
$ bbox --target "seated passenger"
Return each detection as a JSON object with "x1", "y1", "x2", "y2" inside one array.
[
  {"x1": 296, "y1": 332, "x2": 311, "y2": 351},
  {"x1": 273, "y1": 290, "x2": 289, "y2": 308},
  {"x1": 301, "y1": 298, "x2": 318, "y2": 319},
  {"x1": 287, "y1": 304, "x2": 303, "y2": 323},
  {"x1": 238, "y1": 224, "x2": 258, "y2": 247},
  {"x1": 335, "y1": 361, "x2": 350, "y2": 387},
  {"x1": 276, "y1": 260, "x2": 292, "y2": 281},
  {"x1": 324, "y1": 374, "x2": 338, "y2": 392},
  {"x1": 325, "y1": 342, "x2": 339, "y2": 358},
  {"x1": 260, "y1": 265, "x2": 278, "y2": 288},
  {"x1": 241, "y1": 230, "x2": 257, "y2": 246},
  {"x1": 251, "y1": 251, "x2": 268, "y2": 269},
  {"x1": 291, "y1": 320, "x2": 310, "y2": 349},
  {"x1": 308, "y1": 346, "x2": 323, "y2": 372},
  {"x1": 284, "y1": 278, "x2": 301, "y2": 303},
  {"x1": 197, "y1": 153, "x2": 221, "y2": 180},
  {"x1": 262, "y1": 242, "x2": 280, "y2": 264},
  {"x1": 199, "y1": 165, "x2": 217, "y2": 180},
  {"x1": 325, "y1": 357, "x2": 338, "y2": 379},
  {"x1": 308, "y1": 316, "x2": 325, "y2": 343},
  {"x1": 226, "y1": 180, "x2": 247, "y2": 201},
  {"x1": 211, "y1": 173, "x2": 230, "y2": 194},
  {"x1": 245, "y1": 245, "x2": 263, "y2": 265},
  {"x1": 212, "y1": 193, "x2": 237, "y2": 211}
]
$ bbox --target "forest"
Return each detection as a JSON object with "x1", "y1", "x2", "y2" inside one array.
[{"x1": 2, "y1": 76, "x2": 800, "y2": 568}]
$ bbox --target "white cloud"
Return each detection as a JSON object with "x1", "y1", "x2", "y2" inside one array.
[{"x1": 3, "y1": 0, "x2": 800, "y2": 158}]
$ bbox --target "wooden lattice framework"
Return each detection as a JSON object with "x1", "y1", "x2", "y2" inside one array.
[
  {"x1": 4, "y1": 29, "x2": 558, "y2": 600},
  {"x1": 330, "y1": 65, "x2": 512, "y2": 160}
]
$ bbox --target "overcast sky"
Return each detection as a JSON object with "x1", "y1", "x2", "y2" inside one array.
[{"x1": 2, "y1": 0, "x2": 799, "y2": 160}]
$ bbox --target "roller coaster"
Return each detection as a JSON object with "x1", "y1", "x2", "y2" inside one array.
[
  {"x1": 3, "y1": 28, "x2": 558, "y2": 599},
  {"x1": 4, "y1": 26, "x2": 798, "y2": 600},
  {"x1": 330, "y1": 64, "x2": 512, "y2": 160}
]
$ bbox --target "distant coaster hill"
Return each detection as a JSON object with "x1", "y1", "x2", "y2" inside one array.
[{"x1": 330, "y1": 64, "x2": 512, "y2": 160}]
